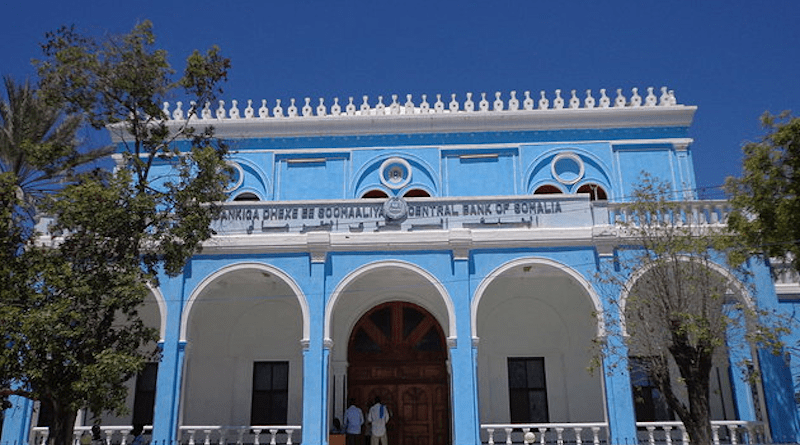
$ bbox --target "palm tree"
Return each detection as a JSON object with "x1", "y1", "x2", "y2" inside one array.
[{"x1": 0, "y1": 76, "x2": 112, "y2": 218}]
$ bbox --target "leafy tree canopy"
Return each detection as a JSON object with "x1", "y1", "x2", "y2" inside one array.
[
  {"x1": 1, "y1": 21, "x2": 232, "y2": 445},
  {"x1": 726, "y1": 112, "x2": 800, "y2": 275}
]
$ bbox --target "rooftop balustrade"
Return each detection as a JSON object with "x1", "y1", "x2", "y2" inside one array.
[{"x1": 158, "y1": 86, "x2": 680, "y2": 122}]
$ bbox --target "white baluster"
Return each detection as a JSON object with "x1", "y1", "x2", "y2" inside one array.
[
  {"x1": 120, "y1": 429, "x2": 130, "y2": 445},
  {"x1": 630, "y1": 87, "x2": 642, "y2": 107},
  {"x1": 504, "y1": 427, "x2": 513, "y2": 445},
  {"x1": 712, "y1": 425, "x2": 720, "y2": 445},
  {"x1": 659, "y1": 86, "x2": 670, "y2": 106},
  {"x1": 203, "y1": 429, "x2": 212, "y2": 445},
  {"x1": 449, "y1": 93, "x2": 459, "y2": 112},
  {"x1": 555, "y1": 427, "x2": 564, "y2": 445},
  {"x1": 614, "y1": 88, "x2": 626, "y2": 107},
  {"x1": 599, "y1": 89, "x2": 610, "y2": 108},
  {"x1": 573, "y1": 427, "x2": 583, "y2": 445},
  {"x1": 464, "y1": 92, "x2": 475, "y2": 112},
  {"x1": 745, "y1": 425, "x2": 754, "y2": 445},
  {"x1": 508, "y1": 91, "x2": 519, "y2": 110},
  {"x1": 105, "y1": 430, "x2": 113, "y2": 445},
  {"x1": 646, "y1": 426, "x2": 656, "y2": 445},
  {"x1": 253, "y1": 429, "x2": 262, "y2": 445},
  {"x1": 375, "y1": 96, "x2": 386, "y2": 114},
  {"x1": 569, "y1": 90, "x2": 580, "y2": 109},
  {"x1": 317, "y1": 97, "x2": 327, "y2": 116},
  {"x1": 729, "y1": 425, "x2": 738, "y2": 445},
  {"x1": 645, "y1": 87, "x2": 657, "y2": 106},
  {"x1": 538, "y1": 428, "x2": 547, "y2": 445},
  {"x1": 663, "y1": 425, "x2": 673, "y2": 445},
  {"x1": 523, "y1": 91, "x2": 534, "y2": 110},
  {"x1": 553, "y1": 89, "x2": 564, "y2": 109},
  {"x1": 584, "y1": 89, "x2": 595, "y2": 108},
  {"x1": 479, "y1": 92, "x2": 489, "y2": 111},
  {"x1": 487, "y1": 428, "x2": 495, "y2": 445},
  {"x1": 404, "y1": 94, "x2": 415, "y2": 114},
  {"x1": 188, "y1": 430, "x2": 197, "y2": 445},
  {"x1": 522, "y1": 428, "x2": 532, "y2": 444},
  {"x1": 434, "y1": 94, "x2": 444, "y2": 113},
  {"x1": 591, "y1": 426, "x2": 601, "y2": 445},
  {"x1": 286, "y1": 429, "x2": 295, "y2": 445},
  {"x1": 539, "y1": 91, "x2": 549, "y2": 109},
  {"x1": 173, "y1": 101, "x2": 184, "y2": 120},
  {"x1": 230, "y1": 99, "x2": 240, "y2": 119},
  {"x1": 269, "y1": 429, "x2": 278, "y2": 445},
  {"x1": 493, "y1": 91, "x2": 503, "y2": 111},
  {"x1": 218, "y1": 429, "x2": 226, "y2": 445},
  {"x1": 237, "y1": 428, "x2": 246, "y2": 445}
]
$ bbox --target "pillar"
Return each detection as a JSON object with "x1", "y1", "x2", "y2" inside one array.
[{"x1": 449, "y1": 256, "x2": 480, "y2": 445}]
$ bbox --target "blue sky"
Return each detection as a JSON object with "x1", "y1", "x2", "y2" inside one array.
[{"x1": 2, "y1": 1, "x2": 798, "y2": 198}]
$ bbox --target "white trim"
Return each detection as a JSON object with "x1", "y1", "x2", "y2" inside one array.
[
  {"x1": 551, "y1": 152, "x2": 585, "y2": 185},
  {"x1": 324, "y1": 260, "x2": 457, "y2": 344},
  {"x1": 146, "y1": 284, "x2": 169, "y2": 343},
  {"x1": 470, "y1": 257, "x2": 605, "y2": 339},
  {"x1": 180, "y1": 262, "x2": 310, "y2": 343}
]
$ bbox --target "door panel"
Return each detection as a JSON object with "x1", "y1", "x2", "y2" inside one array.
[{"x1": 348, "y1": 302, "x2": 450, "y2": 445}]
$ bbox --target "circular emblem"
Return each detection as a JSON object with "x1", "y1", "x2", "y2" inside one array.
[
  {"x1": 379, "y1": 157, "x2": 412, "y2": 189},
  {"x1": 383, "y1": 197, "x2": 408, "y2": 221}
]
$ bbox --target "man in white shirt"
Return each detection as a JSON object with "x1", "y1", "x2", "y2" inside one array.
[
  {"x1": 344, "y1": 398, "x2": 364, "y2": 445},
  {"x1": 367, "y1": 397, "x2": 390, "y2": 445}
]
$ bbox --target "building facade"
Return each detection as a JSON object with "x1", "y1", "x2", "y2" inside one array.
[{"x1": 3, "y1": 87, "x2": 800, "y2": 445}]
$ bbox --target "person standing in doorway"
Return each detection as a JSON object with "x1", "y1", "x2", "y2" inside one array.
[
  {"x1": 344, "y1": 398, "x2": 364, "y2": 445},
  {"x1": 367, "y1": 397, "x2": 390, "y2": 445}
]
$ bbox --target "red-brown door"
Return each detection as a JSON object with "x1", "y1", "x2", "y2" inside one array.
[{"x1": 348, "y1": 302, "x2": 450, "y2": 445}]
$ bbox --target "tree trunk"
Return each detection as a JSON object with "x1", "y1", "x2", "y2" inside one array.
[{"x1": 47, "y1": 399, "x2": 78, "y2": 445}]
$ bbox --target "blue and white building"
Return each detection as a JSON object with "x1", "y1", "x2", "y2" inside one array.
[{"x1": 4, "y1": 87, "x2": 800, "y2": 445}]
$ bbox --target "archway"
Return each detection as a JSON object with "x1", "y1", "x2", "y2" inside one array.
[{"x1": 348, "y1": 301, "x2": 450, "y2": 445}]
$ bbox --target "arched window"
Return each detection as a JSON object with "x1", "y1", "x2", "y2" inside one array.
[
  {"x1": 403, "y1": 189, "x2": 430, "y2": 198},
  {"x1": 362, "y1": 190, "x2": 389, "y2": 199},
  {"x1": 233, "y1": 192, "x2": 260, "y2": 201},
  {"x1": 533, "y1": 185, "x2": 563, "y2": 195},
  {"x1": 576, "y1": 184, "x2": 608, "y2": 201}
]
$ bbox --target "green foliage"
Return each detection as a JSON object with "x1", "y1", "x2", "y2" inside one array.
[
  {"x1": 0, "y1": 21, "x2": 232, "y2": 445},
  {"x1": 726, "y1": 112, "x2": 800, "y2": 275}
]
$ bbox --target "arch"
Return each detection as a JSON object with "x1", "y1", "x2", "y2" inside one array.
[
  {"x1": 232, "y1": 191, "x2": 260, "y2": 201},
  {"x1": 351, "y1": 153, "x2": 439, "y2": 198},
  {"x1": 471, "y1": 257, "x2": 605, "y2": 339},
  {"x1": 325, "y1": 260, "x2": 456, "y2": 344},
  {"x1": 575, "y1": 183, "x2": 609, "y2": 201},
  {"x1": 180, "y1": 262, "x2": 310, "y2": 343},
  {"x1": 403, "y1": 188, "x2": 432, "y2": 198},
  {"x1": 146, "y1": 284, "x2": 169, "y2": 343},
  {"x1": 524, "y1": 147, "x2": 614, "y2": 196},
  {"x1": 619, "y1": 255, "x2": 755, "y2": 336},
  {"x1": 533, "y1": 184, "x2": 564, "y2": 194},
  {"x1": 362, "y1": 189, "x2": 389, "y2": 199}
]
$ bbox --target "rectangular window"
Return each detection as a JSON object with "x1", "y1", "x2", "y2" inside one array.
[
  {"x1": 629, "y1": 357, "x2": 673, "y2": 422},
  {"x1": 251, "y1": 361, "x2": 289, "y2": 425},
  {"x1": 132, "y1": 362, "x2": 158, "y2": 426},
  {"x1": 507, "y1": 357, "x2": 548, "y2": 423}
]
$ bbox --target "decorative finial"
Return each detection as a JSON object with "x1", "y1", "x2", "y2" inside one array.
[
  {"x1": 360, "y1": 95, "x2": 370, "y2": 113},
  {"x1": 202, "y1": 101, "x2": 212, "y2": 119},
  {"x1": 630, "y1": 88, "x2": 641, "y2": 107},
  {"x1": 173, "y1": 101, "x2": 184, "y2": 120},
  {"x1": 584, "y1": 90, "x2": 595, "y2": 109},
  {"x1": 599, "y1": 89, "x2": 610, "y2": 108},
  {"x1": 420, "y1": 94, "x2": 430, "y2": 113},
  {"x1": 449, "y1": 93, "x2": 459, "y2": 112},
  {"x1": 229, "y1": 99, "x2": 240, "y2": 119},
  {"x1": 645, "y1": 87, "x2": 657, "y2": 106},
  {"x1": 162, "y1": 102, "x2": 170, "y2": 119},
  {"x1": 569, "y1": 90, "x2": 579, "y2": 109},
  {"x1": 331, "y1": 97, "x2": 341, "y2": 116},
  {"x1": 216, "y1": 100, "x2": 226, "y2": 119},
  {"x1": 553, "y1": 89, "x2": 564, "y2": 109},
  {"x1": 376, "y1": 95, "x2": 386, "y2": 115},
  {"x1": 508, "y1": 91, "x2": 519, "y2": 111},
  {"x1": 259, "y1": 99, "x2": 269, "y2": 118},
  {"x1": 614, "y1": 89, "x2": 626, "y2": 108},
  {"x1": 539, "y1": 91, "x2": 549, "y2": 110},
  {"x1": 288, "y1": 98, "x2": 298, "y2": 117},
  {"x1": 346, "y1": 97, "x2": 356, "y2": 116},
  {"x1": 434, "y1": 94, "x2": 444, "y2": 113},
  {"x1": 479, "y1": 92, "x2": 489, "y2": 112},
  {"x1": 317, "y1": 98, "x2": 327, "y2": 116},
  {"x1": 405, "y1": 94, "x2": 415, "y2": 115},
  {"x1": 390, "y1": 95, "x2": 400, "y2": 115},
  {"x1": 273, "y1": 99, "x2": 284, "y2": 117},
  {"x1": 659, "y1": 87, "x2": 669, "y2": 106}
]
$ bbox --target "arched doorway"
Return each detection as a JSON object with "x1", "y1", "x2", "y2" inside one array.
[{"x1": 348, "y1": 301, "x2": 450, "y2": 445}]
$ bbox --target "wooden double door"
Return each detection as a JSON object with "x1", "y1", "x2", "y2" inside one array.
[{"x1": 348, "y1": 302, "x2": 450, "y2": 445}]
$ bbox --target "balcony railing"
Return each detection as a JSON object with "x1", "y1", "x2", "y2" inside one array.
[
  {"x1": 178, "y1": 426, "x2": 301, "y2": 445},
  {"x1": 480, "y1": 421, "x2": 768, "y2": 445},
  {"x1": 30, "y1": 426, "x2": 148, "y2": 445}
]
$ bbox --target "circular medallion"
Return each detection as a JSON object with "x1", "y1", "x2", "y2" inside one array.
[
  {"x1": 383, "y1": 197, "x2": 408, "y2": 221},
  {"x1": 551, "y1": 152, "x2": 585, "y2": 185},
  {"x1": 379, "y1": 157, "x2": 412, "y2": 189}
]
